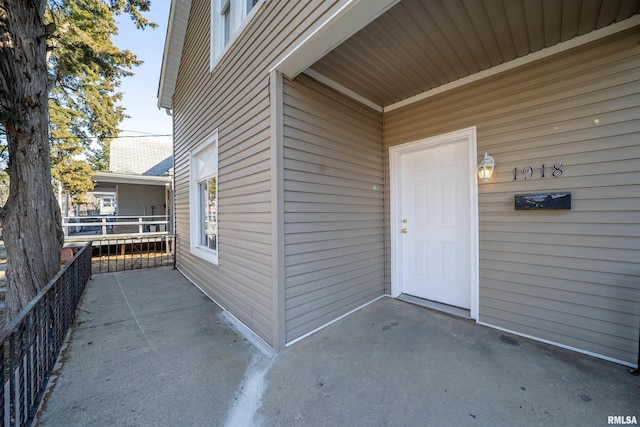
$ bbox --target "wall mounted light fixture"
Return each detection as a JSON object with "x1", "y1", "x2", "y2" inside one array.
[{"x1": 477, "y1": 153, "x2": 495, "y2": 183}]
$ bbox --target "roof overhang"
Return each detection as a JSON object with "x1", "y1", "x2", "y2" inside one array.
[
  {"x1": 92, "y1": 172, "x2": 172, "y2": 187},
  {"x1": 275, "y1": 0, "x2": 639, "y2": 111},
  {"x1": 272, "y1": 0, "x2": 400, "y2": 79},
  {"x1": 158, "y1": 0, "x2": 192, "y2": 110},
  {"x1": 159, "y1": 0, "x2": 639, "y2": 113}
]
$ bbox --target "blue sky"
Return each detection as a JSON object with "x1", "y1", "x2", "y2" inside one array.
[{"x1": 112, "y1": 2, "x2": 173, "y2": 138}]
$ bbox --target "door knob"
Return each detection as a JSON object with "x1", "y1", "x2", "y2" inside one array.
[{"x1": 401, "y1": 228, "x2": 408, "y2": 234}]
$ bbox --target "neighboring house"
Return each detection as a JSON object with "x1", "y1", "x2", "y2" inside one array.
[
  {"x1": 92, "y1": 137, "x2": 173, "y2": 224},
  {"x1": 158, "y1": 0, "x2": 640, "y2": 366}
]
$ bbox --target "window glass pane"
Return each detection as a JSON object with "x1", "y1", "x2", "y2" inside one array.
[
  {"x1": 247, "y1": 0, "x2": 258, "y2": 12},
  {"x1": 223, "y1": 7, "x2": 230, "y2": 45},
  {"x1": 199, "y1": 177, "x2": 217, "y2": 251}
]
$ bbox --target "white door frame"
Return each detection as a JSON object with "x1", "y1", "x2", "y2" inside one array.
[{"x1": 389, "y1": 127, "x2": 479, "y2": 320}]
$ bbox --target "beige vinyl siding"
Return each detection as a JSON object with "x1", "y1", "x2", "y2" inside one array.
[
  {"x1": 172, "y1": 0, "x2": 344, "y2": 345},
  {"x1": 283, "y1": 74, "x2": 385, "y2": 343},
  {"x1": 383, "y1": 28, "x2": 640, "y2": 365},
  {"x1": 116, "y1": 184, "x2": 167, "y2": 216}
]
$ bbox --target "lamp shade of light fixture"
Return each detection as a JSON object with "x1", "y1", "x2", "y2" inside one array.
[{"x1": 477, "y1": 153, "x2": 495, "y2": 183}]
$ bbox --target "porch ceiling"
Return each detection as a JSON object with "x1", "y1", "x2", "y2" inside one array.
[{"x1": 307, "y1": 0, "x2": 640, "y2": 108}]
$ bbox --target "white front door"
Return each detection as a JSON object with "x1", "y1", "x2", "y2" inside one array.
[{"x1": 391, "y1": 129, "x2": 477, "y2": 311}]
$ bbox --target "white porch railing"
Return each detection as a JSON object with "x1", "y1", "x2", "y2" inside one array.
[{"x1": 63, "y1": 215, "x2": 170, "y2": 241}]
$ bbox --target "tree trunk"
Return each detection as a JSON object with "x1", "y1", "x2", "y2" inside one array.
[{"x1": 0, "y1": 1, "x2": 64, "y2": 326}]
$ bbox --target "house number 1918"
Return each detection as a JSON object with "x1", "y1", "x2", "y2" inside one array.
[{"x1": 514, "y1": 163, "x2": 563, "y2": 180}]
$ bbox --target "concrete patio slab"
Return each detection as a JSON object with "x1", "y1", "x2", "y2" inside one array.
[
  {"x1": 258, "y1": 298, "x2": 639, "y2": 426},
  {"x1": 37, "y1": 268, "x2": 261, "y2": 426},
  {"x1": 36, "y1": 268, "x2": 639, "y2": 426}
]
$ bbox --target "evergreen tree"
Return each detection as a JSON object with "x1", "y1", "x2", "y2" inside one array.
[
  {"x1": 0, "y1": 0, "x2": 155, "y2": 324},
  {"x1": 48, "y1": 0, "x2": 155, "y2": 200}
]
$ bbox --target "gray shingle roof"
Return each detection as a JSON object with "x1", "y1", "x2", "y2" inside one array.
[{"x1": 109, "y1": 137, "x2": 173, "y2": 176}]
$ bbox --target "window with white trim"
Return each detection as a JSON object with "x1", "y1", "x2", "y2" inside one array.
[
  {"x1": 210, "y1": 0, "x2": 262, "y2": 69},
  {"x1": 190, "y1": 130, "x2": 219, "y2": 265}
]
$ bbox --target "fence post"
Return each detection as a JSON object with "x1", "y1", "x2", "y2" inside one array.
[
  {"x1": 173, "y1": 235, "x2": 177, "y2": 270},
  {"x1": 9, "y1": 334, "x2": 16, "y2": 427},
  {"x1": 0, "y1": 341, "x2": 4, "y2": 427},
  {"x1": 25, "y1": 315, "x2": 33, "y2": 423}
]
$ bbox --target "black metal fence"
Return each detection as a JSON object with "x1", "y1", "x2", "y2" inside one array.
[
  {"x1": 91, "y1": 235, "x2": 175, "y2": 274},
  {"x1": 0, "y1": 242, "x2": 92, "y2": 427}
]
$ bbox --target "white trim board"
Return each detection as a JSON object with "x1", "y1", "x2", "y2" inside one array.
[
  {"x1": 478, "y1": 321, "x2": 637, "y2": 369},
  {"x1": 272, "y1": 0, "x2": 400, "y2": 78},
  {"x1": 158, "y1": 0, "x2": 193, "y2": 109},
  {"x1": 269, "y1": 70, "x2": 286, "y2": 349},
  {"x1": 285, "y1": 295, "x2": 388, "y2": 347},
  {"x1": 92, "y1": 172, "x2": 172, "y2": 186},
  {"x1": 177, "y1": 266, "x2": 274, "y2": 356},
  {"x1": 303, "y1": 69, "x2": 383, "y2": 112}
]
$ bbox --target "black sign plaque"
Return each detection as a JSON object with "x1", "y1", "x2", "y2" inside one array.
[{"x1": 514, "y1": 192, "x2": 571, "y2": 210}]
